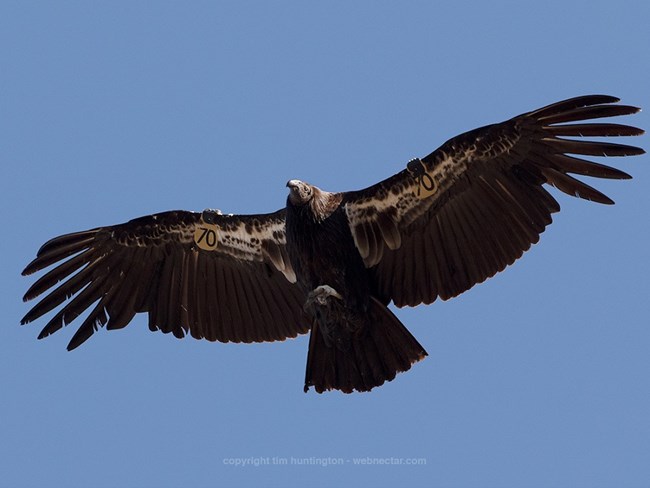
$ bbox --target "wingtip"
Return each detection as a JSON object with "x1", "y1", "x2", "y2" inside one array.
[
  {"x1": 619, "y1": 145, "x2": 647, "y2": 156},
  {"x1": 21, "y1": 262, "x2": 38, "y2": 277}
]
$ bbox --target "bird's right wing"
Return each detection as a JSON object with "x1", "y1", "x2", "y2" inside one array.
[{"x1": 21, "y1": 209, "x2": 309, "y2": 350}]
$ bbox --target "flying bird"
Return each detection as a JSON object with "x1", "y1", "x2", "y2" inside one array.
[{"x1": 21, "y1": 95, "x2": 644, "y2": 393}]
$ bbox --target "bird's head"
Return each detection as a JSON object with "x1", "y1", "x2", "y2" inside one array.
[
  {"x1": 286, "y1": 180, "x2": 314, "y2": 206},
  {"x1": 286, "y1": 179, "x2": 343, "y2": 221}
]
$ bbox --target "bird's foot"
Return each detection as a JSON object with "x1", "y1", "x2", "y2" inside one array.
[{"x1": 304, "y1": 285, "x2": 343, "y2": 309}]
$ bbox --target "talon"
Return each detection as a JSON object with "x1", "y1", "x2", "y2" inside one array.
[{"x1": 307, "y1": 285, "x2": 342, "y2": 304}]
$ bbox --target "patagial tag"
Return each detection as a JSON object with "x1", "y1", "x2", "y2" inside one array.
[
  {"x1": 194, "y1": 221, "x2": 219, "y2": 251},
  {"x1": 407, "y1": 158, "x2": 437, "y2": 200}
]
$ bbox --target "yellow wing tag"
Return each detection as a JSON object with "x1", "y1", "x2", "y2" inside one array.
[
  {"x1": 407, "y1": 158, "x2": 437, "y2": 199},
  {"x1": 193, "y1": 222, "x2": 219, "y2": 251}
]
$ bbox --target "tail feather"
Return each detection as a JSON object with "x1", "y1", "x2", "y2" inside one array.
[{"x1": 304, "y1": 297, "x2": 427, "y2": 393}]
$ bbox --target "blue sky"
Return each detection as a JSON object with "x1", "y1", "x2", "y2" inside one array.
[{"x1": 1, "y1": 2, "x2": 649, "y2": 487}]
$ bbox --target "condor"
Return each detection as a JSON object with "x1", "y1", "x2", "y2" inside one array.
[{"x1": 22, "y1": 95, "x2": 644, "y2": 393}]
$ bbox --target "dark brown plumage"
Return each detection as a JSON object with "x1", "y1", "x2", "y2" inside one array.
[{"x1": 21, "y1": 95, "x2": 645, "y2": 393}]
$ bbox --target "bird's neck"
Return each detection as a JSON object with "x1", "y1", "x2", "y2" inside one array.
[{"x1": 308, "y1": 188, "x2": 343, "y2": 222}]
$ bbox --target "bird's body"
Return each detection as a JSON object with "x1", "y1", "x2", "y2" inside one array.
[
  {"x1": 21, "y1": 95, "x2": 645, "y2": 393},
  {"x1": 285, "y1": 181, "x2": 426, "y2": 391},
  {"x1": 285, "y1": 185, "x2": 355, "y2": 297}
]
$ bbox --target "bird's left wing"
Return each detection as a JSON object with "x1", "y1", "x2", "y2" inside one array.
[
  {"x1": 21, "y1": 209, "x2": 309, "y2": 350},
  {"x1": 342, "y1": 95, "x2": 644, "y2": 307}
]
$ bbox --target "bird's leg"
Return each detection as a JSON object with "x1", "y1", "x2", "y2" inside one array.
[{"x1": 303, "y1": 285, "x2": 348, "y2": 349}]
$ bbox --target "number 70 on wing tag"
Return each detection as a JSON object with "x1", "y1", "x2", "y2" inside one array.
[{"x1": 193, "y1": 222, "x2": 219, "y2": 251}]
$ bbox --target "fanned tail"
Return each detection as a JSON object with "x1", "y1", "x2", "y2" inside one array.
[{"x1": 304, "y1": 296, "x2": 427, "y2": 393}]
